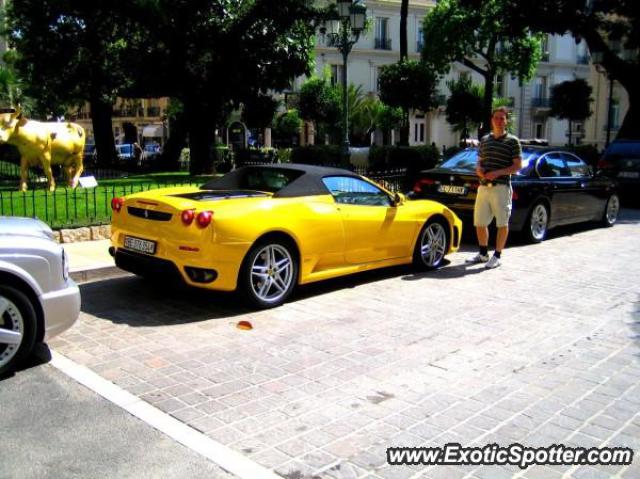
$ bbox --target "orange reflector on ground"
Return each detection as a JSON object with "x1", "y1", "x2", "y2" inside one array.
[{"x1": 237, "y1": 320, "x2": 253, "y2": 330}]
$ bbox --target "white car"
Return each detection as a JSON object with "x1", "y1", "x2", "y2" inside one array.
[{"x1": 0, "y1": 217, "x2": 80, "y2": 376}]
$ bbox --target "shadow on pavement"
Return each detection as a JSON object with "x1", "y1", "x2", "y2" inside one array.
[
  {"x1": 79, "y1": 276, "x2": 255, "y2": 326},
  {"x1": 0, "y1": 343, "x2": 52, "y2": 382}
]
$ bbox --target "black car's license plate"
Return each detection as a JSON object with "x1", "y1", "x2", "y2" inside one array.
[
  {"x1": 124, "y1": 235, "x2": 157, "y2": 255},
  {"x1": 438, "y1": 184, "x2": 467, "y2": 195}
]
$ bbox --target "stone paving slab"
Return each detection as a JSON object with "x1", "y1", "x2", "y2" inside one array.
[{"x1": 51, "y1": 210, "x2": 640, "y2": 478}]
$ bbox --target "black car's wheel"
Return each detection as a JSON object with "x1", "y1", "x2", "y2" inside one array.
[
  {"x1": 413, "y1": 218, "x2": 449, "y2": 270},
  {"x1": 0, "y1": 286, "x2": 37, "y2": 377},
  {"x1": 239, "y1": 239, "x2": 298, "y2": 309},
  {"x1": 601, "y1": 194, "x2": 620, "y2": 227},
  {"x1": 524, "y1": 202, "x2": 549, "y2": 243}
]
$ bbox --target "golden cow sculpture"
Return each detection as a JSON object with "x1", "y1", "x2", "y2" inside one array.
[{"x1": 0, "y1": 107, "x2": 86, "y2": 191}]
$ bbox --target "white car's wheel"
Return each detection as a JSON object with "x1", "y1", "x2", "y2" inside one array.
[
  {"x1": 0, "y1": 286, "x2": 37, "y2": 377},
  {"x1": 240, "y1": 240, "x2": 298, "y2": 309},
  {"x1": 413, "y1": 219, "x2": 449, "y2": 270}
]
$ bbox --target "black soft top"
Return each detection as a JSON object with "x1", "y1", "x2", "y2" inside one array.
[{"x1": 200, "y1": 163, "x2": 361, "y2": 197}]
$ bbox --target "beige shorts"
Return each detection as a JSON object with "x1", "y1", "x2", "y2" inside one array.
[{"x1": 473, "y1": 184, "x2": 513, "y2": 228}]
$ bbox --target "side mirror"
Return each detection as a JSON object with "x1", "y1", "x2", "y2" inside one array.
[{"x1": 392, "y1": 192, "x2": 406, "y2": 206}]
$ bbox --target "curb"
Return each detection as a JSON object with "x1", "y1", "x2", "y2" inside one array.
[{"x1": 70, "y1": 265, "x2": 129, "y2": 284}]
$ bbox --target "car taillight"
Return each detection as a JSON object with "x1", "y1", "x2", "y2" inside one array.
[
  {"x1": 111, "y1": 197, "x2": 124, "y2": 212},
  {"x1": 413, "y1": 178, "x2": 435, "y2": 193},
  {"x1": 181, "y1": 209, "x2": 195, "y2": 225},
  {"x1": 196, "y1": 211, "x2": 213, "y2": 228},
  {"x1": 597, "y1": 158, "x2": 613, "y2": 169},
  {"x1": 512, "y1": 190, "x2": 519, "y2": 200}
]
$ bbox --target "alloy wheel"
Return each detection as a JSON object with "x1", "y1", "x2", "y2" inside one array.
[
  {"x1": 606, "y1": 195, "x2": 620, "y2": 225},
  {"x1": 530, "y1": 203, "x2": 549, "y2": 241},
  {"x1": 420, "y1": 222, "x2": 447, "y2": 267},
  {"x1": 0, "y1": 296, "x2": 25, "y2": 371},
  {"x1": 249, "y1": 244, "x2": 294, "y2": 304}
]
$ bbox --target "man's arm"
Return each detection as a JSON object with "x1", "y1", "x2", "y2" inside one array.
[{"x1": 485, "y1": 156, "x2": 522, "y2": 181}]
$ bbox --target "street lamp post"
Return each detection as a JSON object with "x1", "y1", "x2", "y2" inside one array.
[{"x1": 318, "y1": 0, "x2": 367, "y2": 166}]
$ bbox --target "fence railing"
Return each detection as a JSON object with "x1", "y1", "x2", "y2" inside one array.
[{"x1": 0, "y1": 181, "x2": 200, "y2": 229}]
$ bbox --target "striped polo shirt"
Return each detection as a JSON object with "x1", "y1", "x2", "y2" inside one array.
[{"x1": 479, "y1": 133, "x2": 522, "y2": 185}]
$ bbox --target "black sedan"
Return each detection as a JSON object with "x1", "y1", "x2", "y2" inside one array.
[{"x1": 411, "y1": 147, "x2": 620, "y2": 242}]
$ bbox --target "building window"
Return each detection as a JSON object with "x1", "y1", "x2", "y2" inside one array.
[
  {"x1": 495, "y1": 74, "x2": 505, "y2": 97},
  {"x1": 533, "y1": 76, "x2": 547, "y2": 99},
  {"x1": 610, "y1": 99, "x2": 620, "y2": 129},
  {"x1": 540, "y1": 35, "x2": 550, "y2": 62},
  {"x1": 416, "y1": 28, "x2": 424, "y2": 52},
  {"x1": 375, "y1": 17, "x2": 391, "y2": 50},
  {"x1": 330, "y1": 64, "x2": 344, "y2": 87},
  {"x1": 534, "y1": 121, "x2": 545, "y2": 139}
]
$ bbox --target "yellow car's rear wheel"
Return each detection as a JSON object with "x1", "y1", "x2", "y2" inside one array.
[
  {"x1": 413, "y1": 219, "x2": 449, "y2": 270},
  {"x1": 240, "y1": 240, "x2": 298, "y2": 309}
]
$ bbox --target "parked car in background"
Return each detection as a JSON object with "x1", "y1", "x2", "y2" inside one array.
[
  {"x1": 597, "y1": 139, "x2": 640, "y2": 200},
  {"x1": 110, "y1": 164, "x2": 462, "y2": 308},
  {"x1": 143, "y1": 143, "x2": 162, "y2": 162},
  {"x1": 0, "y1": 217, "x2": 80, "y2": 376},
  {"x1": 116, "y1": 143, "x2": 135, "y2": 162},
  {"x1": 411, "y1": 147, "x2": 619, "y2": 243}
]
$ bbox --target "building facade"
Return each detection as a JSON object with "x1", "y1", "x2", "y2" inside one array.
[{"x1": 304, "y1": 0, "x2": 628, "y2": 150}]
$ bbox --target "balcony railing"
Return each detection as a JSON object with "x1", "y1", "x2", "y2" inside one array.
[
  {"x1": 375, "y1": 38, "x2": 392, "y2": 50},
  {"x1": 532, "y1": 97, "x2": 551, "y2": 108}
]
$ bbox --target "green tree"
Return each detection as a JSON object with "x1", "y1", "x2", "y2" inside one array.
[
  {"x1": 445, "y1": 77, "x2": 484, "y2": 142},
  {"x1": 139, "y1": 0, "x2": 318, "y2": 173},
  {"x1": 421, "y1": 0, "x2": 542, "y2": 136},
  {"x1": 4, "y1": 0, "x2": 139, "y2": 165},
  {"x1": 241, "y1": 93, "x2": 280, "y2": 130},
  {"x1": 378, "y1": 60, "x2": 439, "y2": 146},
  {"x1": 549, "y1": 79, "x2": 593, "y2": 146},
  {"x1": 273, "y1": 109, "x2": 302, "y2": 146},
  {"x1": 375, "y1": 104, "x2": 403, "y2": 145},
  {"x1": 298, "y1": 76, "x2": 341, "y2": 142},
  {"x1": 469, "y1": 0, "x2": 638, "y2": 140}
]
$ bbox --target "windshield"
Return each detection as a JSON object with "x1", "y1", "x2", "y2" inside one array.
[
  {"x1": 440, "y1": 148, "x2": 538, "y2": 175},
  {"x1": 440, "y1": 149, "x2": 478, "y2": 171}
]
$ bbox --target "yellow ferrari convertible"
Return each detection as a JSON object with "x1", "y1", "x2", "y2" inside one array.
[{"x1": 109, "y1": 164, "x2": 462, "y2": 308}]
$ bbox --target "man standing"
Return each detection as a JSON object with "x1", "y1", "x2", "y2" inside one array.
[{"x1": 466, "y1": 106, "x2": 522, "y2": 269}]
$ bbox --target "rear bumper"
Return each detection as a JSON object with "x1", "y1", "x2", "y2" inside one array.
[{"x1": 42, "y1": 280, "x2": 81, "y2": 341}]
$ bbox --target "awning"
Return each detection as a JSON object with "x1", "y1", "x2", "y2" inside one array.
[{"x1": 142, "y1": 124, "x2": 164, "y2": 137}]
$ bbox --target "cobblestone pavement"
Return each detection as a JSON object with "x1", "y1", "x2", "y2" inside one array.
[{"x1": 51, "y1": 209, "x2": 640, "y2": 479}]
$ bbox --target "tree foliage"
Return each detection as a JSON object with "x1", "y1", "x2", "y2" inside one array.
[
  {"x1": 421, "y1": 0, "x2": 542, "y2": 136},
  {"x1": 549, "y1": 79, "x2": 593, "y2": 145},
  {"x1": 4, "y1": 0, "x2": 320, "y2": 172},
  {"x1": 241, "y1": 93, "x2": 279, "y2": 129},
  {"x1": 461, "y1": 0, "x2": 639, "y2": 140},
  {"x1": 378, "y1": 60, "x2": 439, "y2": 145},
  {"x1": 298, "y1": 76, "x2": 340, "y2": 126},
  {"x1": 445, "y1": 77, "x2": 484, "y2": 140}
]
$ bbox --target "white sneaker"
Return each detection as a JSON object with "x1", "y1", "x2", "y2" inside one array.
[
  {"x1": 465, "y1": 253, "x2": 489, "y2": 264},
  {"x1": 485, "y1": 255, "x2": 501, "y2": 269}
]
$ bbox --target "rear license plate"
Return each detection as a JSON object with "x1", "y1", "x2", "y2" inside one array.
[
  {"x1": 438, "y1": 184, "x2": 467, "y2": 195},
  {"x1": 124, "y1": 236, "x2": 156, "y2": 255},
  {"x1": 618, "y1": 171, "x2": 639, "y2": 178}
]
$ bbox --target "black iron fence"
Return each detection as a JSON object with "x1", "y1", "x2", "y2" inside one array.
[
  {"x1": 0, "y1": 164, "x2": 410, "y2": 229},
  {"x1": 0, "y1": 181, "x2": 200, "y2": 229}
]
